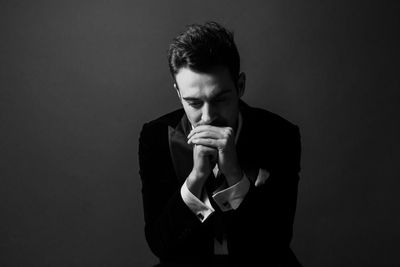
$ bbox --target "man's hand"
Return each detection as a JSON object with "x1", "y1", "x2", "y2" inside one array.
[
  {"x1": 186, "y1": 144, "x2": 218, "y2": 198},
  {"x1": 192, "y1": 144, "x2": 218, "y2": 178},
  {"x1": 187, "y1": 125, "x2": 243, "y2": 186}
]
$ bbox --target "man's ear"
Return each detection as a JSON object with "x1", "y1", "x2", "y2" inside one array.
[
  {"x1": 174, "y1": 83, "x2": 181, "y2": 99},
  {"x1": 237, "y1": 72, "x2": 246, "y2": 98}
]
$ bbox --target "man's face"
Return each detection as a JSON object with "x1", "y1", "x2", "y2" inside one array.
[{"x1": 175, "y1": 66, "x2": 245, "y2": 130}]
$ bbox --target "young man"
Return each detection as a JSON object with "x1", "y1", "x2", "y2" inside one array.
[{"x1": 139, "y1": 22, "x2": 302, "y2": 266}]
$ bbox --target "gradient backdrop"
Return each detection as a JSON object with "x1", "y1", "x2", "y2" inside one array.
[{"x1": 1, "y1": 1, "x2": 399, "y2": 266}]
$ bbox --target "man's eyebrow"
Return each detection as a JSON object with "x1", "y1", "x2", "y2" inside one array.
[
  {"x1": 182, "y1": 90, "x2": 231, "y2": 101},
  {"x1": 182, "y1": 96, "x2": 201, "y2": 101},
  {"x1": 213, "y1": 90, "x2": 231, "y2": 98}
]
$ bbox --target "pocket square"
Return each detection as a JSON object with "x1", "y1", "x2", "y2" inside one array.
[{"x1": 255, "y1": 168, "x2": 270, "y2": 187}]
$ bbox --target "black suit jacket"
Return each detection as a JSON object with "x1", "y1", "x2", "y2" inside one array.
[{"x1": 139, "y1": 101, "x2": 302, "y2": 266}]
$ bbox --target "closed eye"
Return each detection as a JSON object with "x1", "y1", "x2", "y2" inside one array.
[{"x1": 187, "y1": 101, "x2": 202, "y2": 108}]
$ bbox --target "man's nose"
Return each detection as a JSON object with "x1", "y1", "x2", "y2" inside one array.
[{"x1": 201, "y1": 103, "x2": 215, "y2": 125}]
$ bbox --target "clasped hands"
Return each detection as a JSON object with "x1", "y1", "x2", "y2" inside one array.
[{"x1": 187, "y1": 125, "x2": 243, "y2": 186}]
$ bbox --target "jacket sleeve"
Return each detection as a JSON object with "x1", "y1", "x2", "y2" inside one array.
[
  {"x1": 227, "y1": 124, "x2": 301, "y2": 265},
  {"x1": 138, "y1": 122, "x2": 209, "y2": 260},
  {"x1": 264, "y1": 124, "x2": 301, "y2": 247}
]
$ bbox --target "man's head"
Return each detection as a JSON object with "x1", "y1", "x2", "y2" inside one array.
[{"x1": 168, "y1": 22, "x2": 245, "y2": 130}]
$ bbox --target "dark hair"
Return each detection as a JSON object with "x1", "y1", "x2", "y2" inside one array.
[{"x1": 168, "y1": 21, "x2": 240, "y2": 82}]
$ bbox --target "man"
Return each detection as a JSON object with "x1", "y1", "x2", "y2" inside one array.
[{"x1": 139, "y1": 22, "x2": 302, "y2": 266}]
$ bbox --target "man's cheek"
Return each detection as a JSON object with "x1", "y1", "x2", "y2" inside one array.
[
  {"x1": 190, "y1": 116, "x2": 202, "y2": 127},
  {"x1": 211, "y1": 120, "x2": 226, "y2": 127},
  {"x1": 213, "y1": 114, "x2": 230, "y2": 127}
]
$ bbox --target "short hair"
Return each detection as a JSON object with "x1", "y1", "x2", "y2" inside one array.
[{"x1": 168, "y1": 21, "x2": 240, "y2": 82}]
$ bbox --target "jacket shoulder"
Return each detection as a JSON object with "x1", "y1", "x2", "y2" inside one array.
[
  {"x1": 243, "y1": 104, "x2": 299, "y2": 134},
  {"x1": 142, "y1": 108, "x2": 184, "y2": 130},
  {"x1": 244, "y1": 105, "x2": 301, "y2": 172},
  {"x1": 139, "y1": 108, "x2": 185, "y2": 143}
]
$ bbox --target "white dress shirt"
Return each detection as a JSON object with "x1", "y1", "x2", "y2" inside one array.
[{"x1": 180, "y1": 113, "x2": 250, "y2": 255}]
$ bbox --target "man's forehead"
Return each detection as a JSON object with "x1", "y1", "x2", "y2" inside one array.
[
  {"x1": 181, "y1": 88, "x2": 231, "y2": 101},
  {"x1": 175, "y1": 67, "x2": 235, "y2": 98}
]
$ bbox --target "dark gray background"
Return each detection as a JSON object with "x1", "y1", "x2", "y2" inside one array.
[{"x1": 1, "y1": 1, "x2": 399, "y2": 266}]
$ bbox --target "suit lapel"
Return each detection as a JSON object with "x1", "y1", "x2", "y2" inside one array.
[
  {"x1": 168, "y1": 113, "x2": 193, "y2": 184},
  {"x1": 236, "y1": 101, "x2": 264, "y2": 184}
]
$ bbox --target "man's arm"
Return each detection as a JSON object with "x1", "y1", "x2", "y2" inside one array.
[
  {"x1": 226, "y1": 124, "x2": 301, "y2": 264},
  {"x1": 139, "y1": 123, "x2": 207, "y2": 259}
]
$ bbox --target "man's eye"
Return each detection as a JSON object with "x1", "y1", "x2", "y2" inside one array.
[{"x1": 188, "y1": 102, "x2": 202, "y2": 108}]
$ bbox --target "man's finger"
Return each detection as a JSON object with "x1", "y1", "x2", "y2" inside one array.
[
  {"x1": 191, "y1": 138, "x2": 221, "y2": 148},
  {"x1": 187, "y1": 131, "x2": 221, "y2": 144},
  {"x1": 188, "y1": 125, "x2": 228, "y2": 139},
  {"x1": 194, "y1": 144, "x2": 218, "y2": 154}
]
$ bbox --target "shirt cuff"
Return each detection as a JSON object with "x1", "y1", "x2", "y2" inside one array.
[
  {"x1": 180, "y1": 180, "x2": 215, "y2": 222},
  {"x1": 212, "y1": 173, "x2": 250, "y2": 212}
]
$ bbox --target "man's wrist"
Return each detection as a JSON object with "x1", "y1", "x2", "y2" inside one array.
[
  {"x1": 189, "y1": 169, "x2": 209, "y2": 181},
  {"x1": 186, "y1": 170, "x2": 208, "y2": 198},
  {"x1": 224, "y1": 168, "x2": 244, "y2": 187}
]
